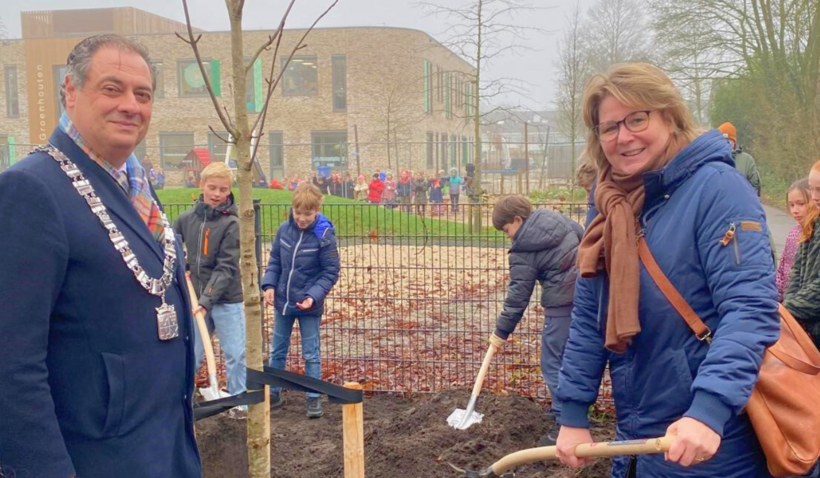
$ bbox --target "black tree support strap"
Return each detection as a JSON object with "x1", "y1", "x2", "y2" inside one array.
[
  {"x1": 252, "y1": 366, "x2": 363, "y2": 404},
  {"x1": 193, "y1": 391, "x2": 265, "y2": 421},
  {"x1": 194, "y1": 366, "x2": 363, "y2": 422}
]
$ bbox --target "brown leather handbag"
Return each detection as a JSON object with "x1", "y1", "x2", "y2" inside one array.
[{"x1": 638, "y1": 237, "x2": 820, "y2": 477}]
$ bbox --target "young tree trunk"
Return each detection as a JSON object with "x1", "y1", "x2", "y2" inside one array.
[
  {"x1": 471, "y1": 0, "x2": 483, "y2": 232},
  {"x1": 226, "y1": 3, "x2": 270, "y2": 477}
]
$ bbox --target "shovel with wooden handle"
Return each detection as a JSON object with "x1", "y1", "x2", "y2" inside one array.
[
  {"x1": 447, "y1": 336, "x2": 502, "y2": 430},
  {"x1": 450, "y1": 435, "x2": 675, "y2": 477},
  {"x1": 186, "y1": 275, "x2": 228, "y2": 402}
]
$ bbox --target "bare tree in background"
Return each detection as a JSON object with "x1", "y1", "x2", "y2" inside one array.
[
  {"x1": 418, "y1": 0, "x2": 549, "y2": 228},
  {"x1": 0, "y1": 17, "x2": 9, "y2": 40},
  {"x1": 177, "y1": 1, "x2": 337, "y2": 476},
  {"x1": 651, "y1": 0, "x2": 820, "y2": 179},
  {"x1": 554, "y1": 3, "x2": 589, "y2": 183},
  {"x1": 374, "y1": 76, "x2": 428, "y2": 171},
  {"x1": 583, "y1": 0, "x2": 652, "y2": 73}
]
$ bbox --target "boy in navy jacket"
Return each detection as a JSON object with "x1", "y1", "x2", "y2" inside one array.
[{"x1": 261, "y1": 183, "x2": 340, "y2": 418}]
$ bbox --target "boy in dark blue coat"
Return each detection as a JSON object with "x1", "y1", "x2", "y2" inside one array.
[
  {"x1": 490, "y1": 195, "x2": 584, "y2": 446},
  {"x1": 261, "y1": 183, "x2": 341, "y2": 418}
]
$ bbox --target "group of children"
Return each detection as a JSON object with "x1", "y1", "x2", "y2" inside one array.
[
  {"x1": 354, "y1": 167, "x2": 471, "y2": 214},
  {"x1": 269, "y1": 165, "x2": 477, "y2": 215}
]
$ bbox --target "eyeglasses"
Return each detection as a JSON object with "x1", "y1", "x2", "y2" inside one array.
[{"x1": 593, "y1": 110, "x2": 652, "y2": 142}]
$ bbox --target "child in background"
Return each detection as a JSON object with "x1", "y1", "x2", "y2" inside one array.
[
  {"x1": 354, "y1": 174, "x2": 369, "y2": 201},
  {"x1": 396, "y1": 170, "x2": 413, "y2": 213},
  {"x1": 777, "y1": 178, "x2": 814, "y2": 302},
  {"x1": 448, "y1": 167, "x2": 463, "y2": 213},
  {"x1": 261, "y1": 183, "x2": 341, "y2": 418},
  {"x1": 368, "y1": 173, "x2": 385, "y2": 205},
  {"x1": 413, "y1": 170, "x2": 429, "y2": 215},
  {"x1": 288, "y1": 176, "x2": 300, "y2": 191},
  {"x1": 313, "y1": 175, "x2": 330, "y2": 195},
  {"x1": 784, "y1": 160, "x2": 820, "y2": 350},
  {"x1": 429, "y1": 173, "x2": 443, "y2": 215},
  {"x1": 343, "y1": 171, "x2": 355, "y2": 199},
  {"x1": 575, "y1": 159, "x2": 598, "y2": 199},
  {"x1": 383, "y1": 173, "x2": 397, "y2": 208}
]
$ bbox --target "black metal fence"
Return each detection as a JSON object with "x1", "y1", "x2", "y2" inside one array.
[{"x1": 165, "y1": 200, "x2": 597, "y2": 400}]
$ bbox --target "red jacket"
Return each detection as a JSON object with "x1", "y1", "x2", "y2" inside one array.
[{"x1": 368, "y1": 179, "x2": 385, "y2": 202}]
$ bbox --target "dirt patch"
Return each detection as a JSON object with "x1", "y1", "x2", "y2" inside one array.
[{"x1": 196, "y1": 390, "x2": 614, "y2": 478}]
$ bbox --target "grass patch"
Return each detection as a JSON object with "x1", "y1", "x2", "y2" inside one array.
[{"x1": 157, "y1": 188, "x2": 506, "y2": 240}]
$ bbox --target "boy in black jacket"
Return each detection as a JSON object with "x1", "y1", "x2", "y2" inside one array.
[
  {"x1": 174, "y1": 162, "x2": 246, "y2": 395},
  {"x1": 489, "y1": 195, "x2": 583, "y2": 446}
]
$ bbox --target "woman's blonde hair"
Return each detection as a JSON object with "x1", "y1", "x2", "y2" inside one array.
[
  {"x1": 800, "y1": 160, "x2": 820, "y2": 243},
  {"x1": 582, "y1": 63, "x2": 701, "y2": 171}
]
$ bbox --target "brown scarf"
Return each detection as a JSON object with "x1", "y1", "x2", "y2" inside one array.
[{"x1": 576, "y1": 155, "x2": 671, "y2": 353}]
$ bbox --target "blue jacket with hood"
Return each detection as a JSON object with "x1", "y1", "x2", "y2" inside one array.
[
  {"x1": 261, "y1": 213, "x2": 341, "y2": 317},
  {"x1": 555, "y1": 130, "x2": 780, "y2": 478}
]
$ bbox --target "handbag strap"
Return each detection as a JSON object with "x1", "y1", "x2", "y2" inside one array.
[
  {"x1": 639, "y1": 237, "x2": 820, "y2": 374},
  {"x1": 637, "y1": 237, "x2": 712, "y2": 343}
]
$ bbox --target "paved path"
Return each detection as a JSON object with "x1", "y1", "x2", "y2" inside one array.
[{"x1": 764, "y1": 204, "x2": 796, "y2": 259}]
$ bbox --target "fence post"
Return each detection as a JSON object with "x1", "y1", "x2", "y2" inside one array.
[
  {"x1": 343, "y1": 382, "x2": 365, "y2": 478},
  {"x1": 517, "y1": 170, "x2": 523, "y2": 194},
  {"x1": 500, "y1": 173, "x2": 505, "y2": 195},
  {"x1": 254, "y1": 199, "x2": 262, "y2": 270}
]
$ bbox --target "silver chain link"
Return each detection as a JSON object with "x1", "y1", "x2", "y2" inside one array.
[{"x1": 38, "y1": 144, "x2": 177, "y2": 298}]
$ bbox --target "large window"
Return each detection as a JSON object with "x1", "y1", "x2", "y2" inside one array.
[
  {"x1": 311, "y1": 130, "x2": 347, "y2": 166},
  {"x1": 4, "y1": 66, "x2": 19, "y2": 118},
  {"x1": 134, "y1": 142, "x2": 148, "y2": 166},
  {"x1": 426, "y1": 131, "x2": 434, "y2": 168},
  {"x1": 331, "y1": 55, "x2": 347, "y2": 111},
  {"x1": 0, "y1": 135, "x2": 8, "y2": 172},
  {"x1": 160, "y1": 132, "x2": 195, "y2": 169},
  {"x1": 441, "y1": 133, "x2": 448, "y2": 170},
  {"x1": 269, "y1": 131, "x2": 284, "y2": 179},
  {"x1": 282, "y1": 56, "x2": 318, "y2": 96},
  {"x1": 177, "y1": 59, "x2": 219, "y2": 97},
  {"x1": 246, "y1": 58, "x2": 263, "y2": 113},
  {"x1": 208, "y1": 131, "x2": 231, "y2": 161},
  {"x1": 151, "y1": 61, "x2": 164, "y2": 99},
  {"x1": 423, "y1": 60, "x2": 432, "y2": 114}
]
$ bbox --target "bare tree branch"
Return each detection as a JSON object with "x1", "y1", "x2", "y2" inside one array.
[
  {"x1": 178, "y1": 0, "x2": 235, "y2": 135},
  {"x1": 208, "y1": 125, "x2": 233, "y2": 145},
  {"x1": 251, "y1": 0, "x2": 339, "y2": 161},
  {"x1": 245, "y1": 32, "x2": 280, "y2": 75}
]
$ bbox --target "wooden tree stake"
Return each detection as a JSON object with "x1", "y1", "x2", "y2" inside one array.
[{"x1": 342, "y1": 382, "x2": 365, "y2": 478}]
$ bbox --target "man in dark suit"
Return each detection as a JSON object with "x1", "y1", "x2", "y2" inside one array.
[{"x1": 0, "y1": 35, "x2": 201, "y2": 478}]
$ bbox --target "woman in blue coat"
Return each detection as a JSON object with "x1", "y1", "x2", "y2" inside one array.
[{"x1": 554, "y1": 63, "x2": 780, "y2": 478}]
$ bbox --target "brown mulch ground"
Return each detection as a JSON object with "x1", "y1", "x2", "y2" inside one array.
[{"x1": 196, "y1": 390, "x2": 615, "y2": 478}]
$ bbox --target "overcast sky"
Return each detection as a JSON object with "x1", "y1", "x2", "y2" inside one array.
[{"x1": 1, "y1": 0, "x2": 595, "y2": 108}]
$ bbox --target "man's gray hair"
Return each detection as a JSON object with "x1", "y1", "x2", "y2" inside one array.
[{"x1": 60, "y1": 34, "x2": 157, "y2": 107}]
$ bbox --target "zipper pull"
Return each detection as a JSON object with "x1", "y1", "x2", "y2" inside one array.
[{"x1": 719, "y1": 223, "x2": 736, "y2": 246}]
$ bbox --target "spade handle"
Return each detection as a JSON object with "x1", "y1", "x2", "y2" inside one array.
[
  {"x1": 490, "y1": 436, "x2": 675, "y2": 475},
  {"x1": 471, "y1": 343, "x2": 498, "y2": 397}
]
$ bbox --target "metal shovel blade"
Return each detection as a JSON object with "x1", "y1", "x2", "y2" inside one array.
[
  {"x1": 199, "y1": 374, "x2": 229, "y2": 402},
  {"x1": 447, "y1": 394, "x2": 483, "y2": 429},
  {"x1": 447, "y1": 407, "x2": 484, "y2": 429}
]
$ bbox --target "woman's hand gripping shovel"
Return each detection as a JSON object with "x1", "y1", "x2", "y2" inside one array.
[
  {"x1": 447, "y1": 334, "x2": 504, "y2": 430},
  {"x1": 449, "y1": 435, "x2": 675, "y2": 477},
  {"x1": 186, "y1": 274, "x2": 229, "y2": 402}
]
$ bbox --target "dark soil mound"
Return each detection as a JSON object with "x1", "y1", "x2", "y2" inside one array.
[{"x1": 196, "y1": 390, "x2": 615, "y2": 478}]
